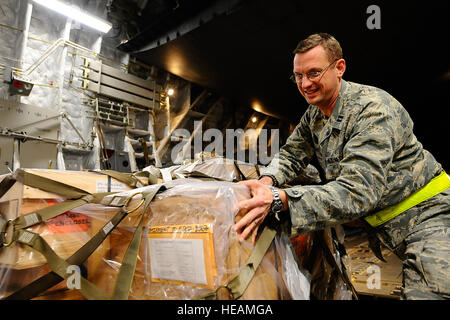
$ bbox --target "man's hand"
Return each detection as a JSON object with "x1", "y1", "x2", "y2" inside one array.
[{"x1": 233, "y1": 180, "x2": 273, "y2": 244}]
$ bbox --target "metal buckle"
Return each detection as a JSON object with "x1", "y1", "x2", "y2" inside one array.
[
  {"x1": 123, "y1": 192, "x2": 145, "y2": 214},
  {"x1": 2, "y1": 219, "x2": 15, "y2": 247},
  {"x1": 197, "y1": 284, "x2": 231, "y2": 300}
]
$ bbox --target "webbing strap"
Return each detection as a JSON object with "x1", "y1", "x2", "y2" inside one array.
[
  {"x1": 91, "y1": 169, "x2": 159, "y2": 188},
  {"x1": 90, "y1": 170, "x2": 145, "y2": 188},
  {"x1": 15, "y1": 169, "x2": 90, "y2": 199},
  {"x1": 2, "y1": 168, "x2": 93, "y2": 246},
  {"x1": 13, "y1": 199, "x2": 80, "y2": 230},
  {"x1": 4, "y1": 206, "x2": 130, "y2": 300},
  {"x1": 13, "y1": 192, "x2": 112, "y2": 230},
  {"x1": 112, "y1": 214, "x2": 145, "y2": 300},
  {"x1": 198, "y1": 226, "x2": 277, "y2": 300},
  {"x1": 5, "y1": 186, "x2": 164, "y2": 300},
  {"x1": 6, "y1": 169, "x2": 116, "y2": 233},
  {"x1": 134, "y1": 170, "x2": 158, "y2": 185},
  {"x1": 227, "y1": 227, "x2": 277, "y2": 299},
  {"x1": 13, "y1": 229, "x2": 111, "y2": 300},
  {"x1": 365, "y1": 171, "x2": 450, "y2": 227},
  {"x1": 1, "y1": 168, "x2": 157, "y2": 299},
  {"x1": 112, "y1": 187, "x2": 163, "y2": 300}
]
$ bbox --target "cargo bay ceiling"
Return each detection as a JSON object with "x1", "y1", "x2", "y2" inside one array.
[{"x1": 113, "y1": 0, "x2": 449, "y2": 163}]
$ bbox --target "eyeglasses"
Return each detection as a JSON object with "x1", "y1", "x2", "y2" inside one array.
[{"x1": 290, "y1": 59, "x2": 338, "y2": 84}]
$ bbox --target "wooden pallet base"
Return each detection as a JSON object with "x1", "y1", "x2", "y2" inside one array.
[{"x1": 344, "y1": 233, "x2": 403, "y2": 299}]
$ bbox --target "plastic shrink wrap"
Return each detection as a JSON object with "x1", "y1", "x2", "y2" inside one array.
[
  {"x1": 1, "y1": 170, "x2": 310, "y2": 300},
  {"x1": 0, "y1": 169, "x2": 141, "y2": 299},
  {"x1": 144, "y1": 156, "x2": 260, "y2": 183},
  {"x1": 111, "y1": 180, "x2": 310, "y2": 300}
]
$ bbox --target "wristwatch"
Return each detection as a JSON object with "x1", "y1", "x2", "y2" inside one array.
[{"x1": 268, "y1": 186, "x2": 283, "y2": 216}]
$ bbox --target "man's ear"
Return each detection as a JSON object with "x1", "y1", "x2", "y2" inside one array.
[{"x1": 336, "y1": 58, "x2": 346, "y2": 77}]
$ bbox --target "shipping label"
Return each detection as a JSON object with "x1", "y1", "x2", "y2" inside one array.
[{"x1": 148, "y1": 223, "x2": 216, "y2": 289}]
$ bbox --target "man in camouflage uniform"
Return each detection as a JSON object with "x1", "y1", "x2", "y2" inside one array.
[{"x1": 233, "y1": 33, "x2": 449, "y2": 299}]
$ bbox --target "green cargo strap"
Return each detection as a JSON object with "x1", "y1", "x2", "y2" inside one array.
[
  {"x1": 227, "y1": 227, "x2": 277, "y2": 299},
  {"x1": 12, "y1": 229, "x2": 111, "y2": 300},
  {"x1": 112, "y1": 186, "x2": 164, "y2": 300},
  {"x1": 15, "y1": 169, "x2": 90, "y2": 199},
  {"x1": 14, "y1": 195, "x2": 92, "y2": 230},
  {"x1": 0, "y1": 169, "x2": 154, "y2": 300},
  {"x1": 112, "y1": 214, "x2": 146, "y2": 300},
  {"x1": 3, "y1": 192, "x2": 112, "y2": 249},
  {"x1": 5, "y1": 185, "x2": 164, "y2": 300},
  {"x1": 134, "y1": 170, "x2": 158, "y2": 185},
  {"x1": 13, "y1": 192, "x2": 112, "y2": 231},
  {"x1": 6, "y1": 169, "x2": 116, "y2": 231},
  {"x1": 365, "y1": 171, "x2": 450, "y2": 227},
  {"x1": 92, "y1": 169, "x2": 159, "y2": 188},
  {"x1": 5, "y1": 204, "x2": 131, "y2": 300},
  {"x1": 198, "y1": 226, "x2": 277, "y2": 300},
  {"x1": 90, "y1": 169, "x2": 146, "y2": 188}
]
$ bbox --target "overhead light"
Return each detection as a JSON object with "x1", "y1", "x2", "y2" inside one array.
[
  {"x1": 167, "y1": 88, "x2": 174, "y2": 96},
  {"x1": 33, "y1": 0, "x2": 112, "y2": 33},
  {"x1": 251, "y1": 116, "x2": 257, "y2": 123}
]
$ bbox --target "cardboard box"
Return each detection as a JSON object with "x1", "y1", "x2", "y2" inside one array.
[
  {"x1": 106, "y1": 181, "x2": 292, "y2": 300},
  {"x1": 0, "y1": 169, "x2": 137, "y2": 298}
]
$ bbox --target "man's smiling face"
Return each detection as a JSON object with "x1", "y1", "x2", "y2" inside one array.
[{"x1": 293, "y1": 45, "x2": 345, "y2": 110}]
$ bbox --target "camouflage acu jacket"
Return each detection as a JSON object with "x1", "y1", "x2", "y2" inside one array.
[{"x1": 261, "y1": 79, "x2": 446, "y2": 252}]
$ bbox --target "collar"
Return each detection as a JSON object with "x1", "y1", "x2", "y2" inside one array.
[{"x1": 329, "y1": 79, "x2": 348, "y2": 130}]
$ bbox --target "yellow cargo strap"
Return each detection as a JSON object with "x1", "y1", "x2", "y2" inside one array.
[{"x1": 365, "y1": 171, "x2": 450, "y2": 227}]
